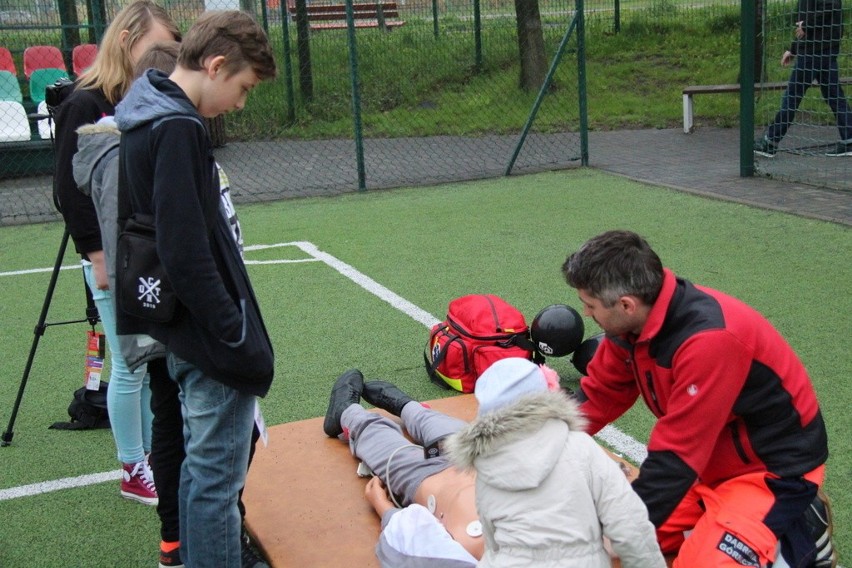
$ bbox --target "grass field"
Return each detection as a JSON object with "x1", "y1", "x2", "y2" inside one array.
[{"x1": 0, "y1": 169, "x2": 849, "y2": 567}]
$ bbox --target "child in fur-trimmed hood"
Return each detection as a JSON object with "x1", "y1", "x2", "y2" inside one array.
[{"x1": 444, "y1": 358, "x2": 666, "y2": 568}]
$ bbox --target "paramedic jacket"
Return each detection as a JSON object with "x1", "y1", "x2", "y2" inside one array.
[
  {"x1": 114, "y1": 69, "x2": 274, "y2": 397},
  {"x1": 574, "y1": 268, "x2": 828, "y2": 528}
]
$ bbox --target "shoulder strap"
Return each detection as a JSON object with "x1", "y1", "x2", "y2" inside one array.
[
  {"x1": 117, "y1": 136, "x2": 131, "y2": 231},
  {"x1": 117, "y1": 117, "x2": 204, "y2": 229}
]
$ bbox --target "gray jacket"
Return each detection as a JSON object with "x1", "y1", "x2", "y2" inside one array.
[
  {"x1": 445, "y1": 391, "x2": 666, "y2": 568},
  {"x1": 72, "y1": 117, "x2": 166, "y2": 371}
]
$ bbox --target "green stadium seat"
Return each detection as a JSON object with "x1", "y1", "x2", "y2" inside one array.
[
  {"x1": 28, "y1": 68, "x2": 68, "y2": 103},
  {"x1": 0, "y1": 70, "x2": 23, "y2": 102}
]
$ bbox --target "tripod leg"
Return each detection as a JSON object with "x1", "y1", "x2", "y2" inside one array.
[
  {"x1": 83, "y1": 264, "x2": 100, "y2": 328},
  {"x1": 2, "y1": 228, "x2": 71, "y2": 446}
]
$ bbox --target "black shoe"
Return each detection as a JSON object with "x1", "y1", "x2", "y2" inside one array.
[
  {"x1": 323, "y1": 369, "x2": 364, "y2": 437},
  {"x1": 825, "y1": 141, "x2": 852, "y2": 157},
  {"x1": 241, "y1": 530, "x2": 270, "y2": 568},
  {"x1": 805, "y1": 490, "x2": 837, "y2": 568},
  {"x1": 754, "y1": 136, "x2": 777, "y2": 158},
  {"x1": 362, "y1": 380, "x2": 414, "y2": 417}
]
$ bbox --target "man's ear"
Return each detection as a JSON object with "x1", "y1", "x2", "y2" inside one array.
[{"x1": 619, "y1": 295, "x2": 641, "y2": 315}]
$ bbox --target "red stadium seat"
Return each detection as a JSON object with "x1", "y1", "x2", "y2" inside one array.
[
  {"x1": 0, "y1": 46, "x2": 16, "y2": 75},
  {"x1": 23, "y1": 45, "x2": 66, "y2": 79},
  {"x1": 72, "y1": 43, "x2": 98, "y2": 76}
]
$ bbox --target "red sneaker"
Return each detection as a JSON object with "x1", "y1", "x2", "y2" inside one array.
[{"x1": 120, "y1": 460, "x2": 158, "y2": 505}]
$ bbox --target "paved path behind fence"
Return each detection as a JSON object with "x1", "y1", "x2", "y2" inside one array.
[{"x1": 1, "y1": 127, "x2": 850, "y2": 227}]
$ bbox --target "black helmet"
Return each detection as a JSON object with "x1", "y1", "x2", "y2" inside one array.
[
  {"x1": 571, "y1": 332, "x2": 605, "y2": 375},
  {"x1": 530, "y1": 304, "x2": 585, "y2": 358}
]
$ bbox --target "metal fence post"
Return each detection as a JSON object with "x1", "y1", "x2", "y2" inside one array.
[
  {"x1": 505, "y1": 12, "x2": 581, "y2": 175},
  {"x1": 89, "y1": 0, "x2": 107, "y2": 44},
  {"x1": 474, "y1": 0, "x2": 482, "y2": 73},
  {"x1": 346, "y1": 0, "x2": 367, "y2": 191},
  {"x1": 740, "y1": 0, "x2": 755, "y2": 177},
  {"x1": 577, "y1": 0, "x2": 588, "y2": 166},
  {"x1": 280, "y1": 0, "x2": 297, "y2": 125}
]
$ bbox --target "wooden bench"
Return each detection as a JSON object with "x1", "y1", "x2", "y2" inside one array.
[
  {"x1": 682, "y1": 77, "x2": 852, "y2": 133},
  {"x1": 242, "y1": 394, "x2": 674, "y2": 567},
  {"x1": 289, "y1": 1, "x2": 405, "y2": 31}
]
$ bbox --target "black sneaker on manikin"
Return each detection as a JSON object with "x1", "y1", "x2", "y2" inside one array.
[
  {"x1": 241, "y1": 531, "x2": 270, "y2": 568},
  {"x1": 362, "y1": 380, "x2": 414, "y2": 417},
  {"x1": 323, "y1": 369, "x2": 364, "y2": 437}
]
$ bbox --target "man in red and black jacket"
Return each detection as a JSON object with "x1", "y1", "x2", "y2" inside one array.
[{"x1": 562, "y1": 230, "x2": 833, "y2": 568}]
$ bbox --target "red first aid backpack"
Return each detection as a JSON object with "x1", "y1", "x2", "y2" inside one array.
[{"x1": 424, "y1": 294, "x2": 534, "y2": 393}]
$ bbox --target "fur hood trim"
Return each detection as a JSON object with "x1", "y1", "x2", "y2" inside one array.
[
  {"x1": 75, "y1": 122, "x2": 119, "y2": 137},
  {"x1": 444, "y1": 389, "x2": 586, "y2": 471},
  {"x1": 72, "y1": 120, "x2": 120, "y2": 196}
]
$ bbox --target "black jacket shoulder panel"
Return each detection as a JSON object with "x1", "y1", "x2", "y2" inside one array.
[{"x1": 650, "y1": 278, "x2": 725, "y2": 368}]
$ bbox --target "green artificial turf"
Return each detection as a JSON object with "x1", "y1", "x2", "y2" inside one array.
[{"x1": 1, "y1": 169, "x2": 849, "y2": 566}]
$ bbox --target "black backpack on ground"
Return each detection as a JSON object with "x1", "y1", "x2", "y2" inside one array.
[{"x1": 49, "y1": 383, "x2": 111, "y2": 430}]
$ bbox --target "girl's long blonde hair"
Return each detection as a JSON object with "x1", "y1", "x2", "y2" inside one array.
[{"x1": 77, "y1": 0, "x2": 179, "y2": 104}]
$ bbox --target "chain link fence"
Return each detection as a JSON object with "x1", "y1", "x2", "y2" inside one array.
[
  {"x1": 751, "y1": 1, "x2": 851, "y2": 190},
  {"x1": 8, "y1": 0, "x2": 843, "y2": 227},
  {"x1": 2, "y1": 0, "x2": 594, "y2": 225}
]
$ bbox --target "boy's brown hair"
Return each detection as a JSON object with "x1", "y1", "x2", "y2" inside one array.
[
  {"x1": 133, "y1": 40, "x2": 181, "y2": 79},
  {"x1": 177, "y1": 10, "x2": 276, "y2": 81}
]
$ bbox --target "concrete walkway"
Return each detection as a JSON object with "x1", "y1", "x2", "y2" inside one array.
[
  {"x1": 1, "y1": 127, "x2": 850, "y2": 227},
  {"x1": 588, "y1": 127, "x2": 851, "y2": 226}
]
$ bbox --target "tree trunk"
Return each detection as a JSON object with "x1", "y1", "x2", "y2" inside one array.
[
  {"x1": 514, "y1": 0, "x2": 548, "y2": 92},
  {"x1": 293, "y1": 0, "x2": 313, "y2": 102}
]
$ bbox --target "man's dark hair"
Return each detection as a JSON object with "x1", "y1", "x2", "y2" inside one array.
[{"x1": 562, "y1": 230, "x2": 664, "y2": 307}]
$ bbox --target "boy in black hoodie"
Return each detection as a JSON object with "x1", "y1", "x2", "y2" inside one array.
[{"x1": 114, "y1": 11, "x2": 277, "y2": 568}]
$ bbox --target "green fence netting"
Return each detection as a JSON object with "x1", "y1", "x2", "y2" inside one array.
[
  {"x1": 2, "y1": 0, "x2": 597, "y2": 225},
  {"x1": 4, "y1": 0, "x2": 848, "y2": 227}
]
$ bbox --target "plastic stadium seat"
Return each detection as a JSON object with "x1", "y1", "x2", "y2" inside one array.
[
  {"x1": 23, "y1": 45, "x2": 66, "y2": 79},
  {"x1": 0, "y1": 70, "x2": 23, "y2": 102},
  {"x1": 28, "y1": 68, "x2": 69, "y2": 103},
  {"x1": 36, "y1": 100, "x2": 54, "y2": 139},
  {"x1": 0, "y1": 100, "x2": 32, "y2": 142},
  {"x1": 0, "y1": 47, "x2": 16, "y2": 74},
  {"x1": 72, "y1": 43, "x2": 97, "y2": 76}
]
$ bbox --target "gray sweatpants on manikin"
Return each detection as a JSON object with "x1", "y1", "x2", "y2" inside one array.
[{"x1": 340, "y1": 403, "x2": 466, "y2": 507}]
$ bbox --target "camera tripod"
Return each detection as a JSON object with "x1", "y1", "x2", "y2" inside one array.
[
  {"x1": 1, "y1": 228, "x2": 99, "y2": 446},
  {"x1": 0, "y1": 78, "x2": 100, "y2": 447},
  {"x1": 2, "y1": 87, "x2": 100, "y2": 446}
]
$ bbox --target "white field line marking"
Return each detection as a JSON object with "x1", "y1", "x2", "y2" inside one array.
[
  {"x1": 0, "y1": 470, "x2": 121, "y2": 501},
  {"x1": 0, "y1": 242, "x2": 315, "y2": 278},
  {"x1": 291, "y1": 241, "x2": 441, "y2": 329},
  {"x1": 0, "y1": 264, "x2": 81, "y2": 277},
  {"x1": 0, "y1": 241, "x2": 645, "y2": 501}
]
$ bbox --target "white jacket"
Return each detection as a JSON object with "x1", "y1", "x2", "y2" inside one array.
[{"x1": 444, "y1": 391, "x2": 666, "y2": 568}]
